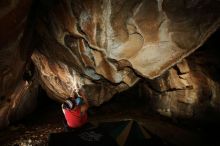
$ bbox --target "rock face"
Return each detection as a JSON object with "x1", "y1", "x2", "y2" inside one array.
[
  {"x1": 0, "y1": 0, "x2": 38, "y2": 129},
  {"x1": 32, "y1": 0, "x2": 220, "y2": 105},
  {"x1": 0, "y1": 0, "x2": 220, "y2": 128},
  {"x1": 142, "y1": 31, "x2": 220, "y2": 118}
]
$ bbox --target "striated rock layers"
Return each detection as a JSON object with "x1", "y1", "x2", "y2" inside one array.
[
  {"x1": 32, "y1": 0, "x2": 220, "y2": 106},
  {"x1": 0, "y1": 0, "x2": 220, "y2": 128}
]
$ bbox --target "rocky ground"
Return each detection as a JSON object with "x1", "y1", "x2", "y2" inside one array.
[
  {"x1": 0, "y1": 92, "x2": 220, "y2": 146},
  {"x1": 0, "y1": 101, "x2": 64, "y2": 146}
]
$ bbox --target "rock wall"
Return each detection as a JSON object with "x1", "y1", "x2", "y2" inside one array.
[
  {"x1": 142, "y1": 31, "x2": 220, "y2": 118},
  {"x1": 0, "y1": 0, "x2": 38, "y2": 129}
]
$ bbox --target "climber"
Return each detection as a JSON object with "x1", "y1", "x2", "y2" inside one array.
[{"x1": 61, "y1": 89, "x2": 89, "y2": 131}]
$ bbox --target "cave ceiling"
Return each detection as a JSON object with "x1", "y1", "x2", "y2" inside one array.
[{"x1": 31, "y1": 0, "x2": 220, "y2": 103}]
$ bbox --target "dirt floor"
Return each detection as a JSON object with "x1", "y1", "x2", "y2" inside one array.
[
  {"x1": 0, "y1": 101, "x2": 63, "y2": 146},
  {"x1": 0, "y1": 92, "x2": 220, "y2": 146}
]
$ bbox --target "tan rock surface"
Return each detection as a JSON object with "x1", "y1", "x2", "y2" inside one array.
[
  {"x1": 32, "y1": 0, "x2": 219, "y2": 105},
  {"x1": 142, "y1": 40, "x2": 220, "y2": 118}
]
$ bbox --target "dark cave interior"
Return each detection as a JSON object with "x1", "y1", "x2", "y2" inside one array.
[{"x1": 0, "y1": 0, "x2": 220, "y2": 146}]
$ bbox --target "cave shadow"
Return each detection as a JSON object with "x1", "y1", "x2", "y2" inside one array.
[
  {"x1": 20, "y1": 86, "x2": 63, "y2": 126},
  {"x1": 187, "y1": 28, "x2": 220, "y2": 82}
]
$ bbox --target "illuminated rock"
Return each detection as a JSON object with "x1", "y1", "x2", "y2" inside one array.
[{"x1": 32, "y1": 0, "x2": 220, "y2": 105}]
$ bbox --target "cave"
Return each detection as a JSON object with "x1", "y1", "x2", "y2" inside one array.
[{"x1": 0, "y1": 0, "x2": 220, "y2": 146}]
